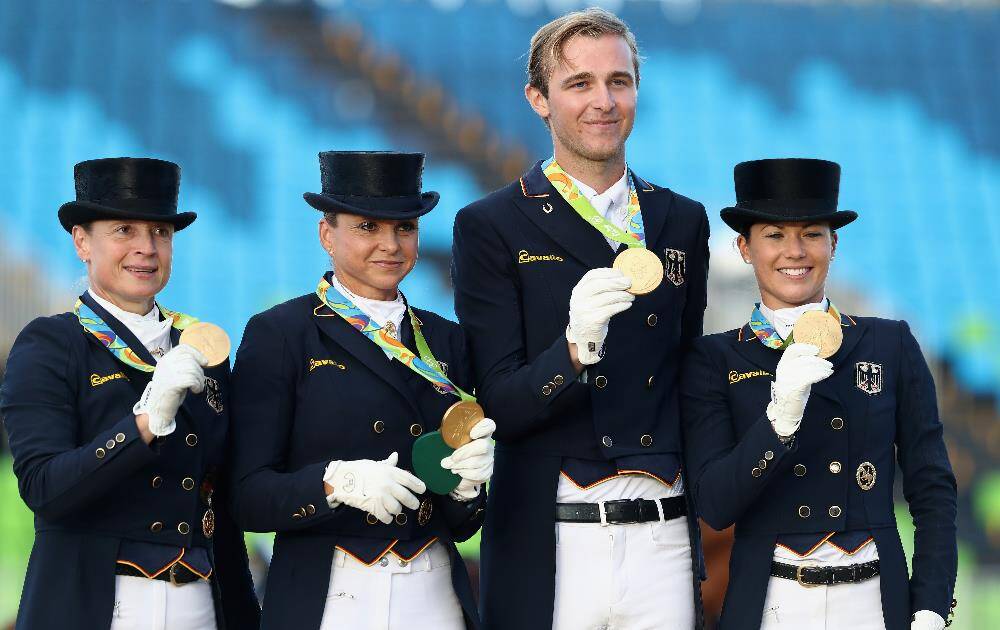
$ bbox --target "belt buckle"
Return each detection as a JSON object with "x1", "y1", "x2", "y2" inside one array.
[
  {"x1": 795, "y1": 563, "x2": 820, "y2": 588},
  {"x1": 168, "y1": 563, "x2": 180, "y2": 586}
]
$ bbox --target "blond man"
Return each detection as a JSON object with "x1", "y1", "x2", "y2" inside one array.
[{"x1": 452, "y1": 8, "x2": 709, "y2": 629}]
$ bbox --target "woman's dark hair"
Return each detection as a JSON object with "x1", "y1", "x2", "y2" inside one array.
[{"x1": 323, "y1": 212, "x2": 338, "y2": 226}]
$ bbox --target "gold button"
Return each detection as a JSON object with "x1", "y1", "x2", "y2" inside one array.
[
  {"x1": 181, "y1": 477, "x2": 195, "y2": 491},
  {"x1": 829, "y1": 505, "x2": 842, "y2": 518},
  {"x1": 764, "y1": 450, "x2": 774, "y2": 461},
  {"x1": 299, "y1": 507, "x2": 308, "y2": 517},
  {"x1": 292, "y1": 512, "x2": 302, "y2": 519},
  {"x1": 409, "y1": 423, "x2": 423, "y2": 437},
  {"x1": 751, "y1": 467, "x2": 762, "y2": 478},
  {"x1": 151, "y1": 475, "x2": 163, "y2": 489},
  {"x1": 829, "y1": 461, "x2": 842, "y2": 474},
  {"x1": 373, "y1": 420, "x2": 385, "y2": 434},
  {"x1": 594, "y1": 375, "x2": 608, "y2": 389},
  {"x1": 185, "y1": 433, "x2": 198, "y2": 446},
  {"x1": 150, "y1": 521, "x2": 163, "y2": 533},
  {"x1": 306, "y1": 504, "x2": 316, "y2": 515},
  {"x1": 177, "y1": 522, "x2": 190, "y2": 535},
  {"x1": 366, "y1": 513, "x2": 379, "y2": 525},
  {"x1": 798, "y1": 505, "x2": 811, "y2": 518},
  {"x1": 395, "y1": 513, "x2": 408, "y2": 525},
  {"x1": 758, "y1": 459, "x2": 767, "y2": 469},
  {"x1": 541, "y1": 385, "x2": 553, "y2": 396},
  {"x1": 647, "y1": 314, "x2": 658, "y2": 327},
  {"x1": 106, "y1": 439, "x2": 116, "y2": 449},
  {"x1": 546, "y1": 381, "x2": 556, "y2": 389},
  {"x1": 95, "y1": 447, "x2": 106, "y2": 459},
  {"x1": 640, "y1": 434, "x2": 653, "y2": 447},
  {"x1": 831, "y1": 417, "x2": 845, "y2": 430},
  {"x1": 794, "y1": 464, "x2": 807, "y2": 477},
  {"x1": 647, "y1": 376, "x2": 655, "y2": 388},
  {"x1": 601, "y1": 435, "x2": 613, "y2": 448},
  {"x1": 115, "y1": 432, "x2": 126, "y2": 443},
  {"x1": 379, "y1": 557, "x2": 390, "y2": 567},
  {"x1": 398, "y1": 558, "x2": 408, "y2": 567},
  {"x1": 553, "y1": 375, "x2": 565, "y2": 386}
]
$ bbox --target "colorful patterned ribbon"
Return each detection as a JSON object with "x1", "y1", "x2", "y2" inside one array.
[
  {"x1": 74, "y1": 298, "x2": 199, "y2": 372},
  {"x1": 316, "y1": 277, "x2": 474, "y2": 402},
  {"x1": 542, "y1": 158, "x2": 646, "y2": 248},
  {"x1": 748, "y1": 301, "x2": 842, "y2": 350}
]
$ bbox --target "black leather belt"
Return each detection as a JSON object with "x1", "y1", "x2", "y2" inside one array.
[
  {"x1": 116, "y1": 562, "x2": 206, "y2": 585},
  {"x1": 555, "y1": 496, "x2": 687, "y2": 524},
  {"x1": 771, "y1": 559, "x2": 880, "y2": 587}
]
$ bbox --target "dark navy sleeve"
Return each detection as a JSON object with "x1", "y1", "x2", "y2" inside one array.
[
  {"x1": 229, "y1": 313, "x2": 340, "y2": 533},
  {"x1": 894, "y1": 321, "x2": 957, "y2": 619},
  {"x1": 435, "y1": 323, "x2": 487, "y2": 542},
  {"x1": 1, "y1": 318, "x2": 158, "y2": 521},
  {"x1": 679, "y1": 338, "x2": 794, "y2": 530},
  {"x1": 451, "y1": 204, "x2": 577, "y2": 441},
  {"x1": 679, "y1": 205, "x2": 710, "y2": 355}
]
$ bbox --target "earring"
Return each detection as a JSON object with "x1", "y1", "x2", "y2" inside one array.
[{"x1": 743, "y1": 258, "x2": 751, "y2": 264}]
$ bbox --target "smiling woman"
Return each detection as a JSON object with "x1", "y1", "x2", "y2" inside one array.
[
  {"x1": 0, "y1": 157, "x2": 260, "y2": 630},
  {"x1": 680, "y1": 158, "x2": 958, "y2": 630}
]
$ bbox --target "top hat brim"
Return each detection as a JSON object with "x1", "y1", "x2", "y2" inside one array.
[
  {"x1": 720, "y1": 206, "x2": 857, "y2": 233},
  {"x1": 303, "y1": 191, "x2": 440, "y2": 220},
  {"x1": 58, "y1": 200, "x2": 197, "y2": 233}
]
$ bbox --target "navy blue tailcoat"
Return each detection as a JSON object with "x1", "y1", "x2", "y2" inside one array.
[
  {"x1": 452, "y1": 162, "x2": 710, "y2": 629},
  {"x1": 0, "y1": 294, "x2": 260, "y2": 630},
  {"x1": 229, "y1": 291, "x2": 485, "y2": 630},
  {"x1": 680, "y1": 314, "x2": 957, "y2": 629}
]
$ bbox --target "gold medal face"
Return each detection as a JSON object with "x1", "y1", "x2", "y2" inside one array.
[
  {"x1": 791, "y1": 311, "x2": 843, "y2": 359},
  {"x1": 179, "y1": 322, "x2": 231, "y2": 367},
  {"x1": 612, "y1": 248, "x2": 663, "y2": 296},
  {"x1": 856, "y1": 461, "x2": 876, "y2": 491},
  {"x1": 440, "y1": 400, "x2": 485, "y2": 449}
]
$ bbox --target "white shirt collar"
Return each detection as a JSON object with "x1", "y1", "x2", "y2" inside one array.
[
  {"x1": 88, "y1": 289, "x2": 173, "y2": 357},
  {"x1": 564, "y1": 166, "x2": 629, "y2": 219},
  {"x1": 329, "y1": 273, "x2": 406, "y2": 358},
  {"x1": 759, "y1": 297, "x2": 829, "y2": 341}
]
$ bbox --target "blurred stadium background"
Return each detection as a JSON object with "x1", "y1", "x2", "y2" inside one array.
[{"x1": 1, "y1": 0, "x2": 997, "y2": 627}]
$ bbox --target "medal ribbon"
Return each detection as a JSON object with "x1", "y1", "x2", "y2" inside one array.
[
  {"x1": 74, "y1": 299, "x2": 199, "y2": 372},
  {"x1": 316, "y1": 277, "x2": 475, "y2": 402},
  {"x1": 542, "y1": 158, "x2": 646, "y2": 248},
  {"x1": 749, "y1": 301, "x2": 843, "y2": 350}
]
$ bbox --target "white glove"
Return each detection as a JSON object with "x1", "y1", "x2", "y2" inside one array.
[
  {"x1": 566, "y1": 268, "x2": 635, "y2": 365},
  {"x1": 911, "y1": 610, "x2": 946, "y2": 630},
  {"x1": 442, "y1": 418, "x2": 496, "y2": 501},
  {"x1": 323, "y1": 452, "x2": 426, "y2": 524},
  {"x1": 133, "y1": 344, "x2": 208, "y2": 437},
  {"x1": 766, "y1": 343, "x2": 833, "y2": 437}
]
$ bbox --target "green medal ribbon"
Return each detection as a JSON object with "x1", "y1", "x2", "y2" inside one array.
[
  {"x1": 542, "y1": 158, "x2": 646, "y2": 248},
  {"x1": 316, "y1": 277, "x2": 475, "y2": 402}
]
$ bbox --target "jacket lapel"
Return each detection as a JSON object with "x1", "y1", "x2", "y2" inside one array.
[
  {"x1": 80, "y1": 292, "x2": 160, "y2": 368},
  {"x1": 810, "y1": 313, "x2": 866, "y2": 405},
  {"x1": 511, "y1": 161, "x2": 616, "y2": 269},
  {"x1": 732, "y1": 324, "x2": 782, "y2": 374},
  {"x1": 631, "y1": 171, "x2": 671, "y2": 250},
  {"x1": 310, "y1": 295, "x2": 419, "y2": 413}
]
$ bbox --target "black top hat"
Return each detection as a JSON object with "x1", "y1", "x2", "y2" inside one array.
[
  {"x1": 58, "y1": 158, "x2": 196, "y2": 233},
  {"x1": 720, "y1": 158, "x2": 857, "y2": 233},
  {"x1": 303, "y1": 151, "x2": 439, "y2": 219}
]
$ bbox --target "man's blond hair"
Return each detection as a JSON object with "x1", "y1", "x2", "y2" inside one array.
[{"x1": 527, "y1": 7, "x2": 640, "y2": 98}]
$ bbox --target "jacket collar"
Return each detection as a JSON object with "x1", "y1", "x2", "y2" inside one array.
[
  {"x1": 310, "y1": 293, "x2": 420, "y2": 414},
  {"x1": 513, "y1": 160, "x2": 671, "y2": 268},
  {"x1": 80, "y1": 291, "x2": 160, "y2": 370},
  {"x1": 733, "y1": 311, "x2": 865, "y2": 405}
]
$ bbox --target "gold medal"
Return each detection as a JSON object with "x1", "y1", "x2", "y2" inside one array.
[
  {"x1": 791, "y1": 311, "x2": 843, "y2": 359},
  {"x1": 179, "y1": 322, "x2": 231, "y2": 367},
  {"x1": 612, "y1": 248, "x2": 663, "y2": 295},
  {"x1": 202, "y1": 508, "x2": 215, "y2": 538},
  {"x1": 440, "y1": 400, "x2": 485, "y2": 449}
]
